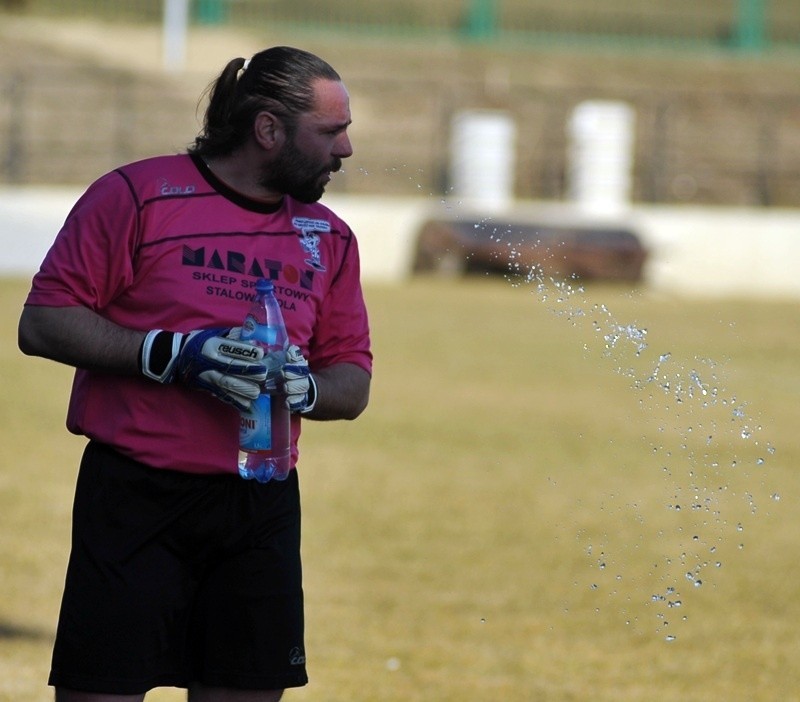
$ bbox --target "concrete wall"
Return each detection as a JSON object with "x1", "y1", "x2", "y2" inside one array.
[{"x1": 3, "y1": 187, "x2": 799, "y2": 299}]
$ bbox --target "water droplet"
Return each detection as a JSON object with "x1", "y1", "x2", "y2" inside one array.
[{"x1": 386, "y1": 657, "x2": 401, "y2": 671}]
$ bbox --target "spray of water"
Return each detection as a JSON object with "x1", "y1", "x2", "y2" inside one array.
[
  {"x1": 470, "y1": 217, "x2": 781, "y2": 642},
  {"x1": 345, "y1": 167, "x2": 782, "y2": 641}
]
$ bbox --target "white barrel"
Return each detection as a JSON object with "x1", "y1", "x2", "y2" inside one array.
[
  {"x1": 449, "y1": 110, "x2": 516, "y2": 209},
  {"x1": 567, "y1": 101, "x2": 636, "y2": 214}
]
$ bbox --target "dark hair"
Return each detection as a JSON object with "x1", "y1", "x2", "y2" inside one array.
[{"x1": 189, "y1": 46, "x2": 341, "y2": 158}]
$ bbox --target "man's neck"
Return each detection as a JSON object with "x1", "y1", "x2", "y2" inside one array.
[{"x1": 203, "y1": 154, "x2": 283, "y2": 205}]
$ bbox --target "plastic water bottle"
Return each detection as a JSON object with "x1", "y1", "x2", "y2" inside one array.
[{"x1": 238, "y1": 278, "x2": 292, "y2": 482}]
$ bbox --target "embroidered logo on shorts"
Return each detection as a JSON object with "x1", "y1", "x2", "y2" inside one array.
[
  {"x1": 292, "y1": 216, "x2": 329, "y2": 272},
  {"x1": 289, "y1": 646, "x2": 306, "y2": 666}
]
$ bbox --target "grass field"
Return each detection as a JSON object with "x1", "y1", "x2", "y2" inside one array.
[{"x1": 1, "y1": 274, "x2": 799, "y2": 701}]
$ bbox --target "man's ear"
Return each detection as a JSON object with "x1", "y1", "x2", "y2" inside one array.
[{"x1": 254, "y1": 111, "x2": 285, "y2": 150}]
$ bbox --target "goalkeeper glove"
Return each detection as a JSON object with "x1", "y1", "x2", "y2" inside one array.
[
  {"x1": 140, "y1": 328, "x2": 267, "y2": 411},
  {"x1": 282, "y1": 344, "x2": 316, "y2": 414}
]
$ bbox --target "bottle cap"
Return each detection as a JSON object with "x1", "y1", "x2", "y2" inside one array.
[{"x1": 256, "y1": 278, "x2": 273, "y2": 294}]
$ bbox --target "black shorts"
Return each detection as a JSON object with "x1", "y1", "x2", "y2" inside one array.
[{"x1": 49, "y1": 441, "x2": 307, "y2": 695}]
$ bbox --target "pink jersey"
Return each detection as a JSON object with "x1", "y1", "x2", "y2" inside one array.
[{"x1": 25, "y1": 154, "x2": 372, "y2": 475}]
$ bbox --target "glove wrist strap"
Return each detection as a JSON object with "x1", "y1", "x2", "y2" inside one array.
[
  {"x1": 300, "y1": 374, "x2": 317, "y2": 414},
  {"x1": 140, "y1": 330, "x2": 184, "y2": 383}
]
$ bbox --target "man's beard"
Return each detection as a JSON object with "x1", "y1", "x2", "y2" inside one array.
[{"x1": 260, "y1": 139, "x2": 342, "y2": 204}]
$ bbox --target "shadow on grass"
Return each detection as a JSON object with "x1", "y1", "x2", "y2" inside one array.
[{"x1": 0, "y1": 619, "x2": 52, "y2": 642}]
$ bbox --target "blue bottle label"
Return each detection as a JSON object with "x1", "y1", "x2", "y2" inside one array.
[{"x1": 239, "y1": 394, "x2": 272, "y2": 450}]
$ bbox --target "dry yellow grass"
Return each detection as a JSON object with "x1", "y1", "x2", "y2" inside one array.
[{"x1": 1, "y1": 275, "x2": 799, "y2": 701}]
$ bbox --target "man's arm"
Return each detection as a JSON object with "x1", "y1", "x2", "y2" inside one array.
[
  {"x1": 305, "y1": 362, "x2": 370, "y2": 421},
  {"x1": 19, "y1": 305, "x2": 369, "y2": 418},
  {"x1": 18, "y1": 305, "x2": 144, "y2": 373}
]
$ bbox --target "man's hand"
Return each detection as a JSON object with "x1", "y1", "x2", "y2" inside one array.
[
  {"x1": 140, "y1": 328, "x2": 267, "y2": 410},
  {"x1": 282, "y1": 345, "x2": 316, "y2": 414}
]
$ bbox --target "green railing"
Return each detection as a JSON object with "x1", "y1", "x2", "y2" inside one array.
[
  {"x1": 8, "y1": 0, "x2": 799, "y2": 53},
  {"x1": 464, "y1": 0, "x2": 772, "y2": 50}
]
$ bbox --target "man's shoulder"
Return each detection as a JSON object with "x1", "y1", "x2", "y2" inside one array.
[
  {"x1": 115, "y1": 153, "x2": 192, "y2": 179},
  {"x1": 111, "y1": 154, "x2": 208, "y2": 200}
]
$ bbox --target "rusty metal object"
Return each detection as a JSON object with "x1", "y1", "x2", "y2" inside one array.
[{"x1": 412, "y1": 218, "x2": 648, "y2": 282}]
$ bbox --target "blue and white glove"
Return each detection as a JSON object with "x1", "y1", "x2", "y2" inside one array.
[
  {"x1": 140, "y1": 328, "x2": 267, "y2": 411},
  {"x1": 282, "y1": 345, "x2": 316, "y2": 414}
]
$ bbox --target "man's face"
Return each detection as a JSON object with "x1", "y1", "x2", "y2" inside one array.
[{"x1": 261, "y1": 79, "x2": 353, "y2": 203}]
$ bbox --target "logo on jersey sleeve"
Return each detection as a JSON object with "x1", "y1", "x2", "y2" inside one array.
[
  {"x1": 158, "y1": 177, "x2": 196, "y2": 196},
  {"x1": 292, "y1": 216, "x2": 330, "y2": 272}
]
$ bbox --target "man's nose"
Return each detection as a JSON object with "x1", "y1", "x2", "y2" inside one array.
[{"x1": 334, "y1": 132, "x2": 353, "y2": 159}]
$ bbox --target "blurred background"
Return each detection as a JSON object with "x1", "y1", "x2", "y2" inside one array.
[
  {"x1": 2, "y1": 0, "x2": 800, "y2": 205},
  {"x1": 2, "y1": 0, "x2": 800, "y2": 296}
]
